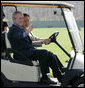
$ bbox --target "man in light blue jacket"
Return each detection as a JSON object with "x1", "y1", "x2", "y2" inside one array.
[{"x1": 23, "y1": 13, "x2": 51, "y2": 47}]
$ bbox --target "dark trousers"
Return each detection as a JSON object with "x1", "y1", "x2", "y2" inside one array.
[{"x1": 28, "y1": 49, "x2": 64, "y2": 79}]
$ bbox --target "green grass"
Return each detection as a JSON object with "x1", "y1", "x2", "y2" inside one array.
[
  {"x1": 32, "y1": 27, "x2": 84, "y2": 77},
  {"x1": 80, "y1": 28, "x2": 84, "y2": 44}
]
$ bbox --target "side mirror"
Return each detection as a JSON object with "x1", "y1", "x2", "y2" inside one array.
[{"x1": 54, "y1": 9, "x2": 62, "y2": 16}]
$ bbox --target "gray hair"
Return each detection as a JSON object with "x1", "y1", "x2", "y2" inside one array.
[{"x1": 12, "y1": 11, "x2": 22, "y2": 19}]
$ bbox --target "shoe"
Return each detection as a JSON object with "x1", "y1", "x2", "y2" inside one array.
[{"x1": 40, "y1": 76, "x2": 57, "y2": 84}]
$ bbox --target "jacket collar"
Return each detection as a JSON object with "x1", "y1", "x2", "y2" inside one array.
[{"x1": 13, "y1": 24, "x2": 24, "y2": 30}]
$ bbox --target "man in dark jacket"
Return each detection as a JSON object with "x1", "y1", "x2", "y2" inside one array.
[
  {"x1": 8, "y1": 11, "x2": 64, "y2": 84},
  {"x1": 1, "y1": 15, "x2": 8, "y2": 52}
]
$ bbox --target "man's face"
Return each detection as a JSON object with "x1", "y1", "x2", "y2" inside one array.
[
  {"x1": 13, "y1": 13, "x2": 24, "y2": 26},
  {"x1": 23, "y1": 16, "x2": 30, "y2": 28}
]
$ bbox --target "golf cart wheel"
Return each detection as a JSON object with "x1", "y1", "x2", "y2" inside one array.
[
  {"x1": 1, "y1": 80, "x2": 4, "y2": 87},
  {"x1": 72, "y1": 77, "x2": 84, "y2": 87},
  {"x1": 1, "y1": 79, "x2": 8, "y2": 87}
]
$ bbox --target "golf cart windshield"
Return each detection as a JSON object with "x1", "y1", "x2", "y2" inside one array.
[{"x1": 62, "y1": 8, "x2": 84, "y2": 52}]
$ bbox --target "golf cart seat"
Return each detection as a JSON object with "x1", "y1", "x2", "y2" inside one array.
[
  {"x1": 2, "y1": 31, "x2": 41, "y2": 82},
  {"x1": 5, "y1": 31, "x2": 39, "y2": 66}
]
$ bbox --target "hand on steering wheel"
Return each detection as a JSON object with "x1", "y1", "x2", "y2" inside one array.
[{"x1": 49, "y1": 31, "x2": 59, "y2": 42}]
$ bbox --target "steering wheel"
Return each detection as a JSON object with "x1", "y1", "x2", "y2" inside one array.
[{"x1": 49, "y1": 31, "x2": 59, "y2": 42}]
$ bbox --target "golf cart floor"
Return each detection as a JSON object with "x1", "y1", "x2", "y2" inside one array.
[{"x1": 7, "y1": 78, "x2": 61, "y2": 87}]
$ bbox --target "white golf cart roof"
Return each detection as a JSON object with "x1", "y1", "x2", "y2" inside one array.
[{"x1": 1, "y1": 1, "x2": 74, "y2": 8}]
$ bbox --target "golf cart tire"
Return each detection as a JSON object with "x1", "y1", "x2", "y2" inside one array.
[
  {"x1": 61, "y1": 69, "x2": 84, "y2": 87},
  {"x1": 72, "y1": 77, "x2": 84, "y2": 87},
  {"x1": 1, "y1": 73, "x2": 8, "y2": 87},
  {"x1": 1, "y1": 80, "x2": 4, "y2": 87}
]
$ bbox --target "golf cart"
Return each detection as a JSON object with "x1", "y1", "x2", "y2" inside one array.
[{"x1": 1, "y1": 1, "x2": 84, "y2": 87}]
